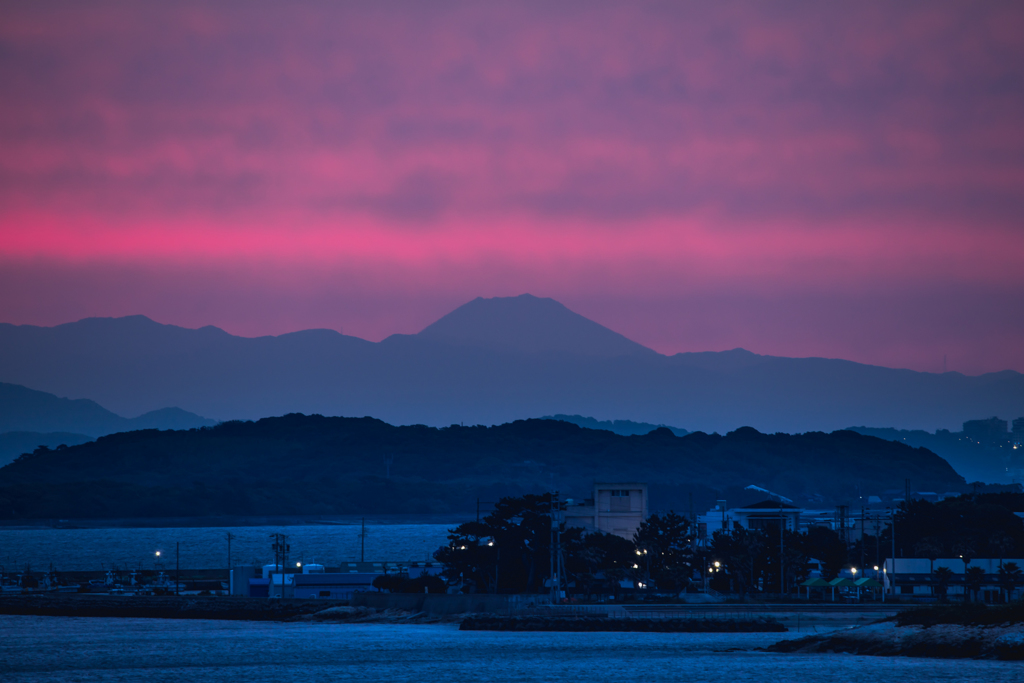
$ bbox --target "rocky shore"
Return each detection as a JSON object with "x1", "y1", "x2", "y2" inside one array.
[
  {"x1": 461, "y1": 615, "x2": 786, "y2": 632},
  {"x1": 766, "y1": 621, "x2": 1024, "y2": 660}
]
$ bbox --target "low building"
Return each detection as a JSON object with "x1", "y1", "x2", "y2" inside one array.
[
  {"x1": 699, "y1": 500, "x2": 803, "y2": 535},
  {"x1": 884, "y1": 558, "x2": 1024, "y2": 601},
  {"x1": 729, "y1": 501, "x2": 802, "y2": 532},
  {"x1": 564, "y1": 482, "x2": 648, "y2": 540},
  {"x1": 293, "y1": 572, "x2": 380, "y2": 599}
]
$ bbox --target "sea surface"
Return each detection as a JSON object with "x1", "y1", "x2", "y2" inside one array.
[
  {"x1": 2, "y1": 616, "x2": 1021, "y2": 682},
  {"x1": 0, "y1": 523, "x2": 457, "y2": 571}
]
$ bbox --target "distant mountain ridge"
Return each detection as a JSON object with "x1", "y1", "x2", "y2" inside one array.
[
  {"x1": 0, "y1": 382, "x2": 216, "y2": 437},
  {"x1": 0, "y1": 295, "x2": 1021, "y2": 453},
  {"x1": 545, "y1": 414, "x2": 689, "y2": 437}
]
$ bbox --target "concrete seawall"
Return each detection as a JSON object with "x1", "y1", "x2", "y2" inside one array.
[
  {"x1": 351, "y1": 592, "x2": 547, "y2": 616},
  {"x1": 461, "y1": 615, "x2": 787, "y2": 632}
]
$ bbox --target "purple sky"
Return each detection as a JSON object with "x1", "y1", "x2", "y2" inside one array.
[{"x1": 1, "y1": 1, "x2": 1023, "y2": 374}]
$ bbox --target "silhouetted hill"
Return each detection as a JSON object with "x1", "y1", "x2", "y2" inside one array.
[
  {"x1": 0, "y1": 382, "x2": 216, "y2": 437},
  {"x1": 0, "y1": 415, "x2": 966, "y2": 519},
  {"x1": 545, "y1": 414, "x2": 688, "y2": 437},
  {"x1": 415, "y1": 294, "x2": 654, "y2": 357},
  {"x1": 847, "y1": 426, "x2": 1021, "y2": 485},
  {"x1": 0, "y1": 296, "x2": 1021, "y2": 462},
  {"x1": 0, "y1": 431, "x2": 93, "y2": 467}
]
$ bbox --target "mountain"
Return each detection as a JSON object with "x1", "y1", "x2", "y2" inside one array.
[
  {"x1": 0, "y1": 295, "x2": 1021, "y2": 475},
  {"x1": 415, "y1": 294, "x2": 654, "y2": 357},
  {"x1": 0, "y1": 415, "x2": 966, "y2": 519},
  {"x1": 0, "y1": 431, "x2": 94, "y2": 468},
  {"x1": 545, "y1": 414, "x2": 688, "y2": 437},
  {"x1": 0, "y1": 382, "x2": 216, "y2": 437}
]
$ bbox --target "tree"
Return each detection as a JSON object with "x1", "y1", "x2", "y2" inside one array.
[
  {"x1": 434, "y1": 494, "x2": 556, "y2": 594},
  {"x1": 894, "y1": 497, "x2": 1024, "y2": 560},
  {"x1": 710, "y1": 525, "x2": 766, "y2": 595},
  {"x1": 634, "y1": 511, "x2": 694, "y2": 591},
  {"x1": 933, "y1": 566, "x2": 953, "y2": 602},
  {"x1": 563, "y1": 530, "x2": 635, "y2": 598},
  {"x1": 997, "y1": 562, "x2": 1022, "y2": 603},
  {"x1": 433, "y1": 520, "x2": 499, "y2": 593},
  {"x1": 803, "y1": 526, "x2": 847, "y2": 580},
  {"x1": 964, "y1": 565, "x2": 986, "y2": 603},
  {"x1": 401, "y1": 572, "x2": 446, "y2": 594},
  {"x1": 371, "y1": 573, "x2": 406, "y2": 593}
]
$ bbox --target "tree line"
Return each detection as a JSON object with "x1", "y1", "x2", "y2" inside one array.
[{"x1": 427, "y1": 492, "x2": 1024, "y2": 601}]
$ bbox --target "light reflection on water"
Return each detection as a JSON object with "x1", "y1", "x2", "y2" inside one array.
[{"x1": 1, "y1": 616, "x2": 1021, "y2": 682}]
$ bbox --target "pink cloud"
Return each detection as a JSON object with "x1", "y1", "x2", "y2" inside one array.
[{"x1": 0, "y1": 0, "x2": 1022, "y2": 375}]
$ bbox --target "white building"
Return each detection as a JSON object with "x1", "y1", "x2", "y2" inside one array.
[{"x1": 564, "y1": 483, "x2": 648, "y2": 540}]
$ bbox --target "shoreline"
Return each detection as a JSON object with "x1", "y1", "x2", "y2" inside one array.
[
  {"x1": 766, "y1": 620, "x2": 1024, "y2": 660},
  {"x1": 0, "y1": 594, "x2": 348, "y2": 621},
  {"x1": 0, "y1": 513, "x2": 463, "y2": 530},
  {"x1": 461, "y1": 615, "x2": 786, "y2": 632}
]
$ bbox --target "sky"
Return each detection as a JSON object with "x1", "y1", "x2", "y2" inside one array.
[{"x1": 1, "y1": 0, "x2": 1023, "y2": 375}]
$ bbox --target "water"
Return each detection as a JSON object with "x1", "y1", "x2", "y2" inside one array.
[
  {"x1": 1, "y1": 616, "x2": 1020, "y2": 681},
  {"x1": 0, "y1": 523, "x2": 457, "y2": 571}
]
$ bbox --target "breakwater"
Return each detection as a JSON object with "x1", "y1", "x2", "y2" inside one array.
[
  {"x1": 0, "y1": 594, "x2": 347, "y2": 621},
  {"x1": 460, "y1": 615, "x2": 786, "y2": 632}
]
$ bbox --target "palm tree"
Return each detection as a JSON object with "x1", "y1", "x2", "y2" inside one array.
[
  {"x1": 997, "y1": 562, "x2": 1022, "y2": 603},
  {"x1": 965, "y1": 565, "x2": 986, "y2": 603},
  {"x1": 933, "y1": 566, "x2": 953, "y2": 602}
]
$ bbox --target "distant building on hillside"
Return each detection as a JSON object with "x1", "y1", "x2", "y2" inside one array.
[
  {"x1": 1013, "y1": 417, "x2": 1024, "y2": 442},
  {"x1": 564, "y1": 483, "x2": 648, "y2": 541},
  {"x1": 963, "y1": 417, "x2": 1009, "y2": 442}
]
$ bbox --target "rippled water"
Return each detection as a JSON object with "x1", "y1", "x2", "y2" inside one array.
[
  {"x1": 0, "y1": 523, "x2": 456, "y2": 571},
  {"x1": 1, "y1": 616, "x2": 1021, "y2": 682}
]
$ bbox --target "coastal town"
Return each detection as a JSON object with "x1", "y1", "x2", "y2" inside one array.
[{"x1": 4, "y1": 478, "x2": 1022, "y2": 610}]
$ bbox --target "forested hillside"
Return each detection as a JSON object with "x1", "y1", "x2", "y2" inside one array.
[{"x1": 0, "y1": 415, "x2": 966, "y2": 519}]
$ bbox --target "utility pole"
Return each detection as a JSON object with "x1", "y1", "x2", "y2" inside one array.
[
  {"x1": 891, "y1": 508, "x2": 897, "y2": 598},
  {"x1": 689, "y1": 493, "x2": 695, "y2": 551},
  {"x1": 550, "y1": 492, "x2": 562, "y2": 604},
  {"x1": 779, "y1": 505, "x2": 785, "y2": 597},
  {"x1": 860, "y1": 508, "x2": 865, "y2": 573},
  {"x1": 270, "y1": 533, "x2": 289, "y2": 598},
  {"x1": 226, "y1": 532, "x2": 234, "y2": 574}
]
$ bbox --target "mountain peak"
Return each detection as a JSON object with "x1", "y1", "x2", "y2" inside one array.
[{"x1": 416, "y1": 294, "x2": 656, "y2": 357}]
